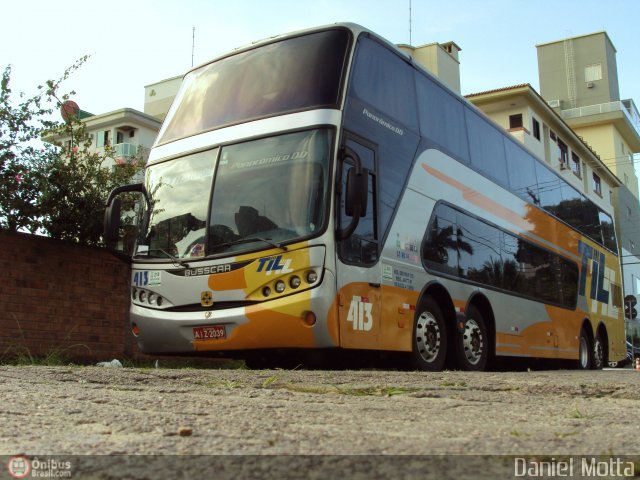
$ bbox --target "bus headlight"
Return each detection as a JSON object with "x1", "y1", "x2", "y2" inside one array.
[
  {"x1": 290, "y1": 276, "x2": 301, "y2": 289},
  {"x1": 275, "y1": 280, "x2": 286, "y2": 294},
  {"x1": 306, "y1": 271, "x2": 318, "y2": 284}
]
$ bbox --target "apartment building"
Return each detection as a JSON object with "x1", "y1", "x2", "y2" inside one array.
[
  {"x1": 397, "y1": 41, "x2": 462, "y2": 94},
  {"x1": 79, "y1": 108, "x2": 161, "y2": 167},
  {"x1": 466, "y1": 84, "x2": 620, "y2": 220},
  {"x1": 46, "y1": 107, "x2": 161, "y2": 173},
  {"x1": 144, "y1": 76, "x2": 182, "y2": 121},
  {"x1": 537, "y1": 31, "x2": 640, "y2": 333}
]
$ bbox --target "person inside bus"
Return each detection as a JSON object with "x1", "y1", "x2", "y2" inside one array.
[{"x1": 234, "y1": 205, "x2": 278, "y2": 237}]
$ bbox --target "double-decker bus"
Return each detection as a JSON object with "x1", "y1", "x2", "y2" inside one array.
[{"x1": 105, "y1": 23, "x2": 626, "y2": 370}]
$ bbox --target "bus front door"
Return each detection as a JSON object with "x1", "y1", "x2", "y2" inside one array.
[{"x1": 336, "y1": 137, "x2": 381, "y2": 349}]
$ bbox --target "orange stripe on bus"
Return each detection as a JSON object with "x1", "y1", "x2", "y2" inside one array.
[
  {"x1": 421, "y1": 163, "x2": 582, "y2": 256},
  {"x1": 422, "y1": 163, "x2": 532, "y2": 231},
  {"x1": 208, "y1": 268, "x2": 247, "y2": 291}
]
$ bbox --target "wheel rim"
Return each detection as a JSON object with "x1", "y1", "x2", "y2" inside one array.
[
  {"x1": 462, "y1": 319, "x2": 484, "y2": 365},
  {"x1": 593, "y1": 337, "x2": 603, "y2": 368},
  {"x1": 579, "y1": 336, "x2": 589, "y2": 368},
  {"x1": 415, "y1": 311, "x2": 441, "y2": 363}
]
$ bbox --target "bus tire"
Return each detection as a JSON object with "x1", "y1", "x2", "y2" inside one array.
[
  {"x1": 455, "y1": 305, "x2": 488, "y2": 371},
  {"x1": 592, "y1": 329, "x2": 607, "y2": 370},
  {"x1": 411, "y1": 298, "x2": 447, "y2": 371},
  {"x1": 578, "y1": 328, "x2": 593, "y2": 370}
]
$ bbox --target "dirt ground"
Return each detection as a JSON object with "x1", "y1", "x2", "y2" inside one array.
[{"x1": 1, "y1": 365, "x2": 639, "y2": 479}]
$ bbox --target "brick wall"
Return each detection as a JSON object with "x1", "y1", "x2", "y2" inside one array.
[{"x1": 0, "y1": 231, "x2": 133, "y2": 362}]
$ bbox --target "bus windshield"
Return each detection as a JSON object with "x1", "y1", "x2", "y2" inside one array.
[
  {"x1": 208, "y1": 129, "x2": 331, "y2": 255},
  {"x1": 139, "y1": 129, "x2": 331, "y2": 259},
  {"x1": 157, "y1": 29, "x2": 350, "y2": 145}
]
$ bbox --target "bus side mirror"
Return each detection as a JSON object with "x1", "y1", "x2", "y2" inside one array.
[
  {"x1": 103, "y1": 182, "x2": 146, "y2": 259},
  {"x1": 103, "y1": 197, "x2": 122, "y2": 248},
  {"x1": 345, "y1": 166, "x2": 368, "y2": 218},
  {"x1": 337, "y1": 144, "x2": 369, "y2": 240}
]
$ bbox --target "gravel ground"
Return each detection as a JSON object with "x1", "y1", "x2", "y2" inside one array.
[{"x1": 1, "y1": 365, "x2": 639, "y2": 478}]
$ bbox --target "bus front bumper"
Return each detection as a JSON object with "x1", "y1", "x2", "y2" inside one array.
[{"x1": 130, "y1": 271, "x2": 337, "y2": 354}]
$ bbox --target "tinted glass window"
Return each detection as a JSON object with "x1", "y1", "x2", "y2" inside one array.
[
  {"x1": 423, "y1": 204, "x2": 577, "y2": 308},
  {"x1": 557, "y1": 183, "x2": 584, "y2": 227},
  {"x1": 534, "y1": 162, "x2": 563, "y2": 216},
  {"x1": 599, "y1": 211, "x2": 617, "y2": 253},
  {"x1": 422, "y1": 204, "x2": 457, "y2": 275},
  {"x1": 501, "y1": 232, "x2": 526, "y2": 292},
  {"x1": 579, "y1": 199, "x2": 602, "y2": 245},
  {"x1": 415, "y1": 73, "x2": 469, "y2": 162},
  {"x1": 350, "y1": 38, "x2": 418, "y2": 131},
  {"x1": 465, "y1": 107, "x2": 509, "y2": 187},
  {"x1": 515, "y1": 242, "x2": 556, "y2": 304},
  {"x1": 344, "y1": 36, "x2": 422, "y2": 242},
  {"x1": 159, "y1": 29, "x2": 350, "y2": 144},
  {"x1": 560, "y1": 259, "x2": 580, "y2": 307},
  {"x1": 457, "y1": 212, "x2": 503, "y2": 287},
  {"x1": 505, "y1": 139, "x2": 539, "y2": 204}
]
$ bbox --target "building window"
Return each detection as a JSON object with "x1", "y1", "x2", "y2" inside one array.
[
  {"x1": 116, "y1": 131, "x2": 125, "y2": 144},
  {"x1": 96, "y1": 130, "x2": 110, "y2": 148},
  {"x1": 509, "y1": 114, "x2": 523, "y2": 129},
  {"x1": 558, "y1": 139, "x2": 568, "y2": 166},
  {"x1": 532, "y1": 118, "x2": 540, "y2": 140},
  {"x1": 571, "y1": 153, "x2": 581, "y2": 177},
  {"x1": 593, "y1": 172, "x2": 602, "y2": 196},
  {"x1": 550, "y1": 130, "x2": 556, "y2": 142},
  {"x1": 585, "y1": 63, "x2": 602, "y2": 82},
  {"x1": 631, "y1": 240, "x2": 635, "y2": 252}
]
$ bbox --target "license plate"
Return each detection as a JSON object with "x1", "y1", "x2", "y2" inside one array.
[{"x1": 193, "y1": 325, "x2": 226, "y2": 340}]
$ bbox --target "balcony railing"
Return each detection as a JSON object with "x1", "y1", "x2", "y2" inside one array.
[
  {"x1": 114, "y1": 143, "x2": 139, "y2": 157},
  {"x1": 561, "y1": 99, "x2": 640, "y2": 138}
]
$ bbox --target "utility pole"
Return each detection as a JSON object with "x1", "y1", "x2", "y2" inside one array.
[
  {"x1": 409, "y1": 0, "x2": 412, "y2": 45},
  {"x1": 192, "y1": 27, "x2": 196, "y2": 67}
]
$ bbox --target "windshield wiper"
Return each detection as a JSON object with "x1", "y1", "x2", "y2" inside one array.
[
  {"x1": 211, "y1": 237, "x2": 288, "y2": 252},
  {"x1": 143, "y1": 248, "x2": 188, "y2": 268}
]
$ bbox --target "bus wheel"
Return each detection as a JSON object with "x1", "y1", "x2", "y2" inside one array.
[
  {"x1": 411, "y1": 298, "x2": 447, "y2": 371},
  {"x1": 455, "y1": 305, "x2": 488, "y2": 371},
  {"x1": 578, "y1": 328, "x2": 593, "y2": 370},
  {"x1": 592, "y1": 330, "x2": 606, "y2": 370}
]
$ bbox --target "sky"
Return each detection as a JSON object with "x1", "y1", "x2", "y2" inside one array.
[{"x1": 1, "y1": 0, "x2": 639, "y2": 117}]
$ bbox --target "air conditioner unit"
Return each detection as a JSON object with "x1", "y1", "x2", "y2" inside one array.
[
  {"x1": 587, "y1": 82, "x2": 595, "y2": 89},
  {"x1": 548, "y1": 99, "x2": 561, "y2": 108},
  {"x1": 560, "y1": 162, "x2": 568, "y2": 170}
]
